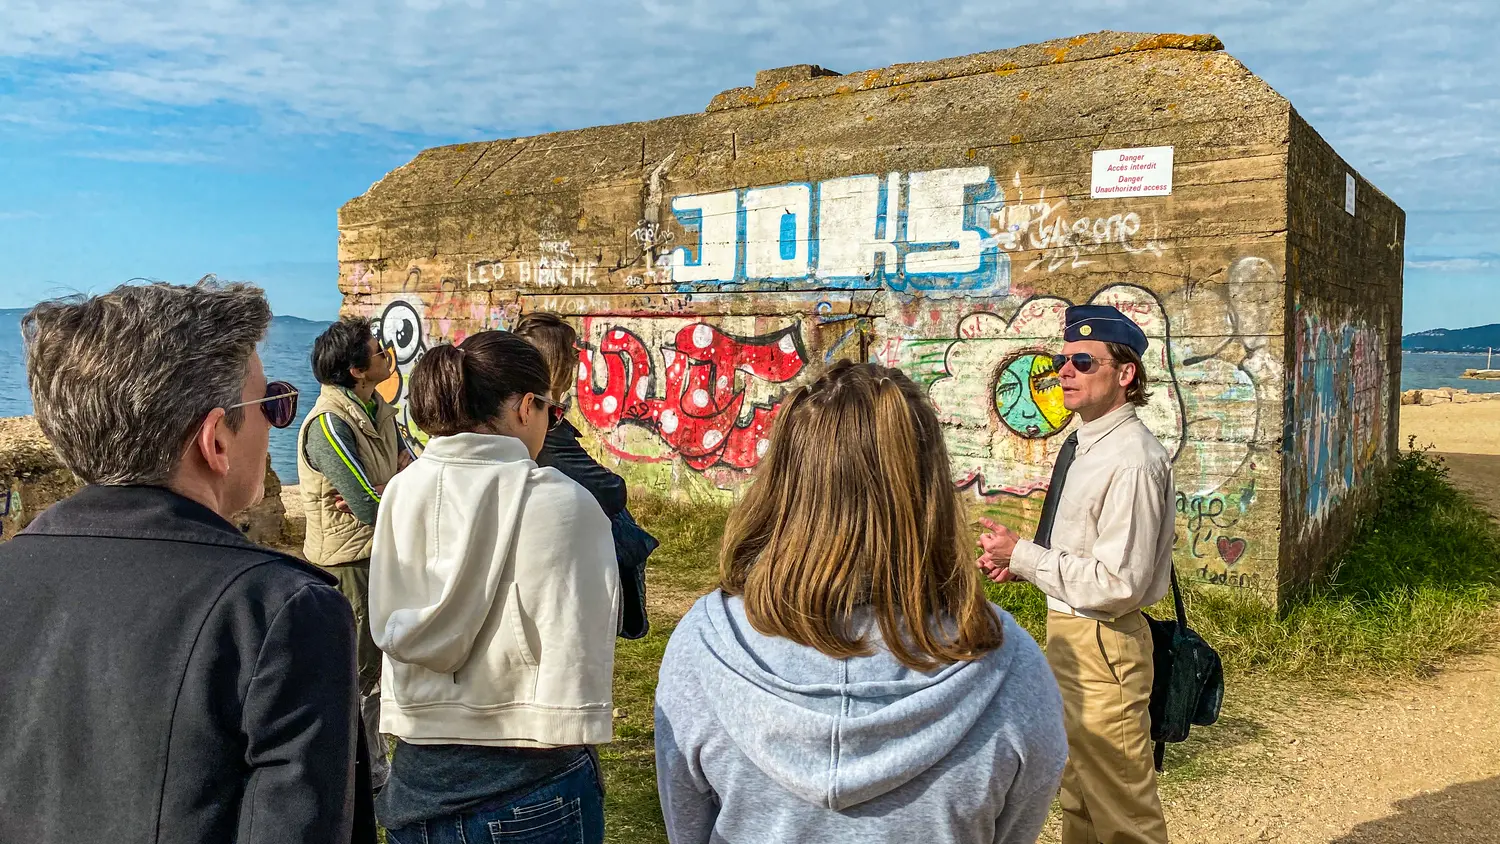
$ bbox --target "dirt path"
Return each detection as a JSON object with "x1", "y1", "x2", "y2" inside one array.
[
  {"x1": 1122, "y1": 650, "x2": 1500, "y2": 844},
  {"x1": 1124, "y1": 408, "x2": 1500, "y2": 843}
]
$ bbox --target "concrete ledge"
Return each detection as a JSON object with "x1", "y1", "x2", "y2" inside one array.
[{"x1": 708, "y1": 31, "x2": 1224, "y2": 112}]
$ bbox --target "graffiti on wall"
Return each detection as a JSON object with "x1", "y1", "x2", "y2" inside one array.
[
  {"x1": 984, "y1": 184, "x2": 1163, "y2": 273},
  {"x1": 1293, "y1": 307, "x2": 1388, "y2": 531},
  {"x1": 668, "y1": 166, "x2": 1011, "y2": 294},
  {"x1": 367, "y1": 280, "x2": 519, "y2": 443},
  {"x1": 919, "y1": 283, "x2": 1185, "y2": 497},
  {"x1": 575, "y1": 318, "x2": 809, "y2": 472},
  {"x1": 469, "y1": 229, "x2": 602, "y2": 289}
]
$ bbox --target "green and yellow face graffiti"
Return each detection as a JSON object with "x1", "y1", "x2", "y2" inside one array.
[{"x1": 994, "y1": 353, "x2": 1072, "y2": 438}]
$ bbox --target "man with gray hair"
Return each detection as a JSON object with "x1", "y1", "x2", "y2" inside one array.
[{"x1": 0, "y1": 280, "x2": 375, "y2": 843}]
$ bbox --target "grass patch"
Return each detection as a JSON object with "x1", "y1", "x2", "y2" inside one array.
[
  {"x1": 600, "y1": 494, "x2": 727, "y2": 844},
  {"x1": 600, "y1": 446, "x2": 1500, "y2": 840}
]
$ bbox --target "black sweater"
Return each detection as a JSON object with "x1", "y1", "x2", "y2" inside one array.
[{"x1": 535, "y1": 419, "x2": 627, "y2": 517}]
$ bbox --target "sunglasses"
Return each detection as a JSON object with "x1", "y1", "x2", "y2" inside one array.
[
  {"x1": 533, "y1": 395, "x2": 568, "y2": 431},
  {"x1": 227, "y1": 381, "x2": 300, "y2": 428},
  {"x1": 1049, "y1": 353, "x2": 1118, "y2": 375}
]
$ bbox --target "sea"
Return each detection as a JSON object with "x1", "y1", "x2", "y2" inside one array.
[
  {"x1": 2, "y1": 307, "x2": 1497, "y2": 482},
  {"x1": 0, "y1": 309, "x2": 331, "y2": 481}
]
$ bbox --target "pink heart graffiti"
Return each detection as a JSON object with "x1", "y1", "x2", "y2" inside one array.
[{"x1": 576, "y1": 321, "x2": 807, "y2": 471}]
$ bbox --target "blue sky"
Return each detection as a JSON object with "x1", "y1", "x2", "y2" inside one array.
[{"x1": 0, "y1": 1, "x2": 1495, "y2": 331}]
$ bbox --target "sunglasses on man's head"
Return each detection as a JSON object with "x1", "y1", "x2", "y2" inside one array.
[
  {"x1": 1050, "y1": 353, "x2": 1117, "y2": 375},
  {"x1": 227, "y1": 381, "x2": 300, "y2": 428}
]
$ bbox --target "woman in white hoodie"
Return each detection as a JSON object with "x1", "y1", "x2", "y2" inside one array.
[{"x1": 369, "y1": 330, "x2": 620, "y2": 844}]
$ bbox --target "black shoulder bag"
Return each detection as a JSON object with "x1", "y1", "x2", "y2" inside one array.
[{"x1": 1144, "y1": 568, "x2": 1225, "y2": 771}]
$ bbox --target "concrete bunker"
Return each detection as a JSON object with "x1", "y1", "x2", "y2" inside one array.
[{"x1": 338, "y1": 31, "x2": 1404, "y2": 603}]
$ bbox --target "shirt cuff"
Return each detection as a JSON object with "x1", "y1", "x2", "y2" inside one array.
[{"x1": 1009, "y1": 539, "x2": 1044, "y2": 581}]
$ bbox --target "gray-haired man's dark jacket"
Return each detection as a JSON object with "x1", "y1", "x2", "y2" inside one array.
[{"x1": 0, "y1": 484, "x2": 377, "y2": 844}]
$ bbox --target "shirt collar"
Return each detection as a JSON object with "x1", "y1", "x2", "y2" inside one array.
[
  {"x1": 1074, "y1": 403, "x2": 1138, "y2": 453},
  {"x1": 26, "y1": 484, "x2": 265, "y2": 550}
]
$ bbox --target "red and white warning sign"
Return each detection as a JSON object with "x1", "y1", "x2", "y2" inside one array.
[{"x1": 1091, "y1": 146, "x2": 1174, "y2": 198}]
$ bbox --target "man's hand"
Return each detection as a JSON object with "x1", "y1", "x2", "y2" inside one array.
[
  {"x1": 975, "y1": 517, "x2": 1022, "y2": 585},
  {"x1": 977, "y1": 552, "x2": 1018, "y2": 584},
  {"x1": 397, "y1": 450, "x2": 413, "y2": 471},
  {"x1": 977, "y1": 517, "x2": 1020, "y2": 562}
]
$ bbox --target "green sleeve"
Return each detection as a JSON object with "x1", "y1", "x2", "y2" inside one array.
[{"x1": 302, "y1": 413, "x2": 382, "y2": 526}]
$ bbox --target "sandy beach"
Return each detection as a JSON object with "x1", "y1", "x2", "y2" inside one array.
[{"x1": 1401, "y1": 401, "x2": 1500, "y2": 517}]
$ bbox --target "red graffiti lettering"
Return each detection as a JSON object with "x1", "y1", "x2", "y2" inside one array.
[{"x1": 577, "y1": 321, "x2": 807, "y2": 471}]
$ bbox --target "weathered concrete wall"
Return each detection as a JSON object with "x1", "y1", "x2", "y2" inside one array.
[
  {"x1": 339, "y1": 31, "x2": 1401, "y2": 603},
  {"x1": 0, "y1": 416, "x2": 287, "y2": 546},
  {"x1": 1280, "y1": 112, "x2": 1405, "y2": 592}
]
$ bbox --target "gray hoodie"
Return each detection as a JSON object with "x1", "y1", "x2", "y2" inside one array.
[{"x1": 654, "y1": 591, "x2": 1067, "y2": 844}]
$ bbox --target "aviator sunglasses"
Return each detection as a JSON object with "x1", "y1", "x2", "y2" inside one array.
[
  {"x1": 226, "y1": 381, "x2": 300, "y2": 428},
  {"x1": 1049, "y1": 353, "x2": 1118, "y2": 375}
]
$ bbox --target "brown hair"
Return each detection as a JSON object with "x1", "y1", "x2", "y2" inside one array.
[
  {"x1": 719, "y1": 361, "x2": 1003, "y2": 671},
  {"x1": 407, "y1": 330, "x2": 551, "y2": 438},
  {"x1": 22, "y1": 277, "x2": 270, "y2": 486},
  {"x1": 1106, "y1": 342, "x2": 1152, "y2": 407},
  {"x1": 511, "y1": 312, "x2": 577, "y2": 399}
]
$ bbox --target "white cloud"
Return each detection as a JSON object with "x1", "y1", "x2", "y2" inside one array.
[
  {"x1": 1, "y1": 0, "x2": 1497, "y2": 228},
  {"x1": 73, "y1": 148, "x2": 220, "y2": 164},
  {"x1": 1406, "y1": 255, "x2": 1500, "y2": 272}
]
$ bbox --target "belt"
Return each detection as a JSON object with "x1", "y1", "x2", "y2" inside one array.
[{"x1": 1046, "y1": 596, "x2": 1124, "y2": 623}]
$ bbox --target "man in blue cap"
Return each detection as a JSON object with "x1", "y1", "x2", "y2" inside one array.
[{"x1": 976, "y1": 303, "x2": 1174, "y2": 844}]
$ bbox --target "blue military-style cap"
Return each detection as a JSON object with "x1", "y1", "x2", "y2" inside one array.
[{"x1": 1063, "y1": 305, "x2": 1148, "y2": 356}]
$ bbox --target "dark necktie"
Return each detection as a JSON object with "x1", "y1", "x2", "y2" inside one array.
[{"x1": 1033, "y1": 431, "x2": 1079, "y2": 549}]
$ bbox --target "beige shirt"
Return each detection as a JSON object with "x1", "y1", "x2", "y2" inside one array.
[{"x1": 1008, "y1": 403, "x2": 1175, "y2": 620}]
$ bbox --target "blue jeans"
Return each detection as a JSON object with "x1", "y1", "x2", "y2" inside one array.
[{"x1": 385, "y1": 753, "x2": 604, "y2": 844}]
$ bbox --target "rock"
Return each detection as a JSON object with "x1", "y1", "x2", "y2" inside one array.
[
  {"x1": 1419, "y1": 389, "x2": 1454, "y2": 406},
  {"x1": 1401, "y1": 390, "x2": 1421, "y2": 405},
  {"x1": 0, "y1": 416, "x2": 83, "y2": 542},
  {"x1": 233, "y1": 454, "x2": 286, "y2": 546}
]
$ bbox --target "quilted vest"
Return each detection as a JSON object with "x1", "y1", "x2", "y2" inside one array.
[{"x1": 297, "y1": 385, "x2": 402, "y2": 566}]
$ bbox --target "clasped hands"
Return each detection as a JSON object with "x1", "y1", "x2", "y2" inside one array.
[{"x1": 976, "y1": 517, "x2": 1023, "y2": 584}]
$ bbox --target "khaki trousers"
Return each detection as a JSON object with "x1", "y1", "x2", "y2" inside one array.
[{"x1": 1046, "y1": 609, "x2": 1168, "y2": 844}]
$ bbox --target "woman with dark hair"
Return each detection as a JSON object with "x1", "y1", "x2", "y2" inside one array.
[
  {"x1": 654, "y1": 361, "x2": 1067, "y2": 844},
  {"x1": 369, "y1": 330, "x2": 619, "y2": 844},
  {"x1": 513, "y1": 311, "x2": 655, "y2": 639},
  {"x1": 299, "y1": 315, "x2": 412, "y2": 793}
]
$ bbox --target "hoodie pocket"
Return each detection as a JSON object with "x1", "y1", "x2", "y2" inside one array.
[
  {"x1": 507, "y1": 581, "x2": 540, "y2": 668},
  {"x1": 388, "y1": 581, "x2": 541, "y2": 708}
]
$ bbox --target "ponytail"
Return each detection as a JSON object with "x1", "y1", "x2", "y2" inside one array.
[{"x1": 408, "y1": 331, "x2": 551, "y2": 437}]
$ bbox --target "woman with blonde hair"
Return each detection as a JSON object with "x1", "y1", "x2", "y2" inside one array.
[{"x1": 654, "y1": 361, "x2": 1066, "y2": 844}]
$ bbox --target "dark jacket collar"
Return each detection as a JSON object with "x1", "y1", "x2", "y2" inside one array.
[{"x1": 22, "y1": 486, "x2": 326, "y2": 575}]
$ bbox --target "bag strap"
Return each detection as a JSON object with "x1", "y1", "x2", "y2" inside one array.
[{"x1": 1170, "y1": 564, "x2": 1186, "y2": 633}]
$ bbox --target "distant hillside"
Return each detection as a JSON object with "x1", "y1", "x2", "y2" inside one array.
[{"x1": 1403, "y1": 324, "x2": 1500, "y2": 353}]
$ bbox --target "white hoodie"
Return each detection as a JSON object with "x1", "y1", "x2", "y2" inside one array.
[{"x1": 370, "y1": 432, "x2": 619, "y2": 747}]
